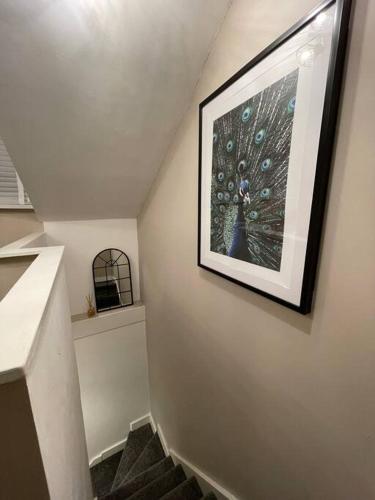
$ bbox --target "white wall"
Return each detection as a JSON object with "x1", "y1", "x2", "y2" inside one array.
[
  {"x1": 45, "y1": 219, "x2": 140, "y2": 315},
  {"x1": 138, "y1": 0, "x2": 375, "y2": 498},
  {"x1": 26, "y1": 266, "x2": 92, "y2": 500},
  {"x1": 73, "y1": 306, "x2": 150, "y2": 462}
]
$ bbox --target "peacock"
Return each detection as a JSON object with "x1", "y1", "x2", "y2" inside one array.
[{"x1": 210, "y1": 68, "x2": 299, "y2": 272}]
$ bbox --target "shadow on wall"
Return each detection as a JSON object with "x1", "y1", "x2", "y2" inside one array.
[
  {"x1": 311, "y1": 0, "x2": 370, "y2": 316},
  {"x1": 199, "y1": 268, "x2": 313, "y2": 334},
  {"x1": 0, "y1": 210, "x2": 42, "y2": 247}
]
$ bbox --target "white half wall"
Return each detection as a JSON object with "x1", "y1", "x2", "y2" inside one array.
[
  {"x1": 44, "y1": 219, "x2": 140, "y2": 315},
  {"x1": 26, "y1": 266, "x2": 92, "y2": 500},
  {"x1": 73, "y1": 305, "x2": 150, "y2": 462}
]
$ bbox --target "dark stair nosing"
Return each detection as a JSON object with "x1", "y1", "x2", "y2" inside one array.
[
  {"x1": 160, "y1": 476, "x2": 203, "y2": 500},
  {"x1": 100, "y1": 457, "x2": 174, "y2": 500},
  {"x1": 126, "y1": 464, "x2": 186, "y2": 500},
  {"x1": 122, "y1": 432, "x2": 165, "y2": 484},
  {"x1": 112, "y1": 424, "x2": 154, "y2": 491}
]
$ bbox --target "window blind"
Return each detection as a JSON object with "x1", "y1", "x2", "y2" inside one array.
[{"x1": 0, "y1": 136, "x2": 32, "y2": 208}]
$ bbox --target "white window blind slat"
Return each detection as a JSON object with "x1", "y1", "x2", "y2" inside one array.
[{"x1": 0, "y1": 136, "x2": 32, "y2": 208}]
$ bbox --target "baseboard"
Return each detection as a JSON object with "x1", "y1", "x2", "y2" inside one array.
[
  {"x1": 89, "y1": 437, "x2": 127, "y2": 467},
  {"x1": 153, "y1": 416, "x2": 236, "y2": 500},
  {"x1": 91, "y1": 413, "x2": 153, "y2": 466},
  {"x1": 130, "y1": 413, "x2": 153, "y2": 431},
  {"x1": 149, "y1": 413, "x2": 157, "y2": 433},
  {"x1": 156, "y1": 422, "x2": 169, "y2": 457},
  {"x1": 90, "y1": 412, "x2": 237, "y2": 499},
  {"x1": 170, "y1": 449, "x2": 237, "y2": 500}
]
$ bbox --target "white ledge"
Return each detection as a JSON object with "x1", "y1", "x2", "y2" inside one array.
[
  {"x1": 0, "y1": 233, "x2": 64, "y2": 384},
  {"x1": 71, "y1": 303, "x2": 145, "y2": 340},
  {"x1": 1, "y1": 231, "x2": 45, "y2": 251}
]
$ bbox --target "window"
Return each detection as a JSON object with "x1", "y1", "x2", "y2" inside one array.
[{"x1": 0, "y1": 136, "x2": 32, "y2": 209}]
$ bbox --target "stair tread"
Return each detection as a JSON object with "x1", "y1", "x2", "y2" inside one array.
[
  {"x1": 126, "y1": 464, "x2": 186, "y2": 500},
  {"x1": 123, "y1": 432, "x2": 165, "y2": 484},
  {"x1": 100, "y1": 457, "x2": 174, "y2": 500},
  {"x1": 112, "y1": 424, "x2": 154, "y2": 491},
  {"x1": 91, "y1": 451, "x2": 123, "y2": 498},
  {"x1": 160, "y1": 477, "x2": 203, "y2": 500}
]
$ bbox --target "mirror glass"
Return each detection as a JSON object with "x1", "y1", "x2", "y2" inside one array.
[{"x1": 92, "y1": 248, "x2": 133, "y2": 312}]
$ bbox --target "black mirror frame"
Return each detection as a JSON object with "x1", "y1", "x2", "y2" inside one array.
[{"x1": 92, "y1": 248, "x2": 134, "y2": 313}]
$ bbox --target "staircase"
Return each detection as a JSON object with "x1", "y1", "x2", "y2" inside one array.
[{"x1": 91, "y1": 424, "x2": 218, "y2": 500}]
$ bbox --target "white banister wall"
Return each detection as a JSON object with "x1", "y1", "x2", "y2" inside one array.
[
  {"x1": 27, "y1": 267, "x2": 92, "y2": 500},
  {"x1": 1, "y1": 228, "x2": 150, "y2": 483},
  {"x1": 0, "y1": 233, "x2": 92, "y2": 499}
]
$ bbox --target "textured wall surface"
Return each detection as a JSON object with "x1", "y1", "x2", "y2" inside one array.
[{"x1": 138, "y1": 0, "x2": 375, "y2": 498}]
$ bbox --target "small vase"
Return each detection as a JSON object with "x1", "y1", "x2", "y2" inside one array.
[{"x1": 87, "y1": 306, "x2": 96, "y2": 318}]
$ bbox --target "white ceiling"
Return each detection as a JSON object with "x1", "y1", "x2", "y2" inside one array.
[{"x1": 0, "y1": 0, "x2": 230, "y2": 220}]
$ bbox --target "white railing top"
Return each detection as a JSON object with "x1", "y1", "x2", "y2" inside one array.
[
  {"x1": 0, "y1": 233, "x2": 64, "y2": 384},
  {"x1": 1, "y1": 231, "x2": 46, "y2": 252}
]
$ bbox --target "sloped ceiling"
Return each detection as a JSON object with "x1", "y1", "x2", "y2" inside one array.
[{"x1": 0, "y1": 0, "x2": 230, "y2": 220}]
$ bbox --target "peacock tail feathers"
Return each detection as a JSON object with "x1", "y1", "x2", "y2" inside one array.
[{"x1": 210, "y1": 68, "x2": 299, "y2": 271}]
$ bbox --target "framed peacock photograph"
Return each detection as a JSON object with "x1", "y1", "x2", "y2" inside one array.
[{"x1": 198, "y1": 0, "x2": 352, "y2": 314}]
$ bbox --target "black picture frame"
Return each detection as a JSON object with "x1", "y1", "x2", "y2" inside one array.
[{"x1": 198, "y1": 0, "x2": 352, "y2": 314}]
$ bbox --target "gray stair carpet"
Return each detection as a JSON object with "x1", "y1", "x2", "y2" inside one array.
[
  {"x1": 91, "y1": 420, "x2": 218, "y2": 499},
  {"x1": 91, "y1": 451, "x2": 123, "y2": 498},
  {"x1": 112, "y1": 424, "x2": 154, "y2": 491},
  {"x1": 126, "y1": 465, "x2": 186, "y2": 500},
  {"x1": 160, "y1": 477, "x2": 203, "y2": 500},
  {"x1": 100, "y1": 457, "x2": 174, "y2": 500},
  {"x1": 123, "y1": 432, "x2": 165, "y2": 483}
]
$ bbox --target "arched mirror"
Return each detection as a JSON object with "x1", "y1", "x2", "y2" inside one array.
[{"x1": 92, "y1": 248, "x2": 133, "y2": 312}]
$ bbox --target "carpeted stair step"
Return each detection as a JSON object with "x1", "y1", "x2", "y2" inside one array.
[
  {"x1": 122, "y1": 432, "x2": 165, "y2": 483},
  {"x1": 160, "y1": 476, "x2": 203, "y2": 500},
  {"x1": 91, "y1": 451, "x2": 123, "y2": 498},
  {"x1": 112, "y1": 424, "x2": 154, "y2": 490},
  {"x1": 202, "y1": 493, "x2": 217, "y2": 500},
  {"x1": 126, "y1": 465, "x2": 186, "y2": 500},
  {"x1": 100, "y1": 457, "x2": 174, "y2": 500}
]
